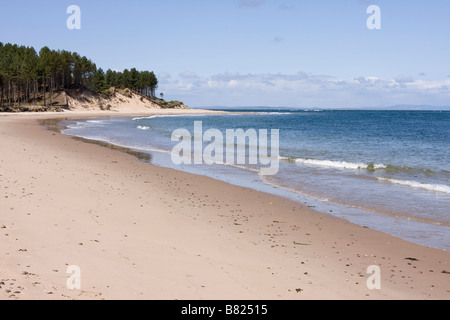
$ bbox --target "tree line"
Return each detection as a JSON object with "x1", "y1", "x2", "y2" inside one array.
[{"x1": 0, "y1": 43, "x2": 158, "y2": 107}]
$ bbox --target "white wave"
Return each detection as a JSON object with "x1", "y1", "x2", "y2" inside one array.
[
  {"x1": 137, "y1": 126, "x2": 151, "y2": 130},
  {"x1": 292, "y1": 158, "x2": 387, "y2": 170},
  {"x1": 296, "y1": 159, "x2": 366, "y2": 170},
  {"x1": 66, "y1": 121, "x2": 94, "y2": 129},
  {"x1": 132, "y1": 114, "x2": 211, "y2": 121},
  {"x1": 132, "y1": 115, "x2": 159, "y2": 121},
  {"x1": 86, "y1": 120, "x2": 105, "y2": 124},
  {"x1": 378, "y1": 178, "x2": 450, "y2": 194},
  {"x1": 65, "y1": 124, "x2": 83, "y2": 130},
  {"x1": 66, "y1": 120, "x2": 108, "y2": 130}
]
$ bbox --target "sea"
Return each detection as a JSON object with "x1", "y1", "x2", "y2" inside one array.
[{"x1": 60, "y1": 109, "x2": 450, "y2": 251}]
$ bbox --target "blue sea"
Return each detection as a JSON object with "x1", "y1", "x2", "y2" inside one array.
[{"x1": 60, "y1": 109, "x2": 450, "y2": 251}]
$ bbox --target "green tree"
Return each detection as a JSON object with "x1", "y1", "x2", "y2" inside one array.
[
  {"x1": 130, "y1": 68, "x2": 139, "y2": 91},
  {"x1": 0, "y1": 42, "x2": 159, "y2": 108},
  {"x1": 1, "y1": 44, "x2": 17, "y2": 106},
  {"x1": 122, "y1": 69, "x2": 131, "y2": 89},
  {"x1": 23, "y1": 46, "x2": 39, "y2": 104},
  {"x1": 0, "y1": 42, "x2": 3, "y2": 105},
  {"x1": 94, "y1": 68, "x2": 107, "y2": 92},
  {"x1": 38, "y1": 46, "x2": 52, "y2": 106},
  {"x1": 105, "y1": 69, "x2": 116, "y2": 88}
]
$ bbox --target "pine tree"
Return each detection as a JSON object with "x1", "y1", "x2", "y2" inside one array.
[
  {"x1": 0, "y1": 42, "x2": 159, "y2": 108},
  {"x1": 94, "y1": 68, "x2": 107, "y2": 92}
]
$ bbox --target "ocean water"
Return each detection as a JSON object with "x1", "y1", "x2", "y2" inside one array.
[{"x1": 60, "y1": 110, "x2": 450, "y2": 251}]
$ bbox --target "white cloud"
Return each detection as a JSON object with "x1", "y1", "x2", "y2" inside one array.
[
  {"x1": 158, "y1": 72, "x2": 171, "y2": 81},
  {"x1": 395, "y1": 75, "x2": 415, "y2": 83}
]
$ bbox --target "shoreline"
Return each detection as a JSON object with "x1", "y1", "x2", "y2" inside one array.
[
  {"x1": 0, "y1": 111, "x2": 449, "y2": 300},
  {"x1": 58, "y1": 112, "x2": 450, "y2": 252}
]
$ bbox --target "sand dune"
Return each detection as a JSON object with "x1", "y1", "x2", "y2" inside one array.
[{"x1": 65, "y1": 88, "x2": 189, "y2": 112}]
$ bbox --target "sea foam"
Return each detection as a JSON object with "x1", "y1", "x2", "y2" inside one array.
[
  {"x1": 377, "y1": 178, "x2": 450, "y2": 194},
  {"x1": 290, "y1": 158, "x2": 387, "y2": 171}
]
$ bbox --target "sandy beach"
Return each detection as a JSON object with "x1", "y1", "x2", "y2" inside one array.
[{"x1": 0, "y1": 111, "x2": 449, "y2": 300}]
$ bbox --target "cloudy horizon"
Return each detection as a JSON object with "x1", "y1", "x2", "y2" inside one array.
[{"x1": 158, "y1": 70, "x2": 450, "y2": 108}]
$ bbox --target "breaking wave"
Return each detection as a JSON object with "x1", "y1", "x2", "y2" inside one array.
[{"x1": 378, "y1": 178, "x2": 450, "y2": 194}]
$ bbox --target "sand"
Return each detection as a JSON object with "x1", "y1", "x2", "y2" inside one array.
[
  {"x1": 65, "y1": 88, "x2": 165, "y2": 112},
  {"x1": 0, "y1": 111, "x2": 449, "y2": 300}
]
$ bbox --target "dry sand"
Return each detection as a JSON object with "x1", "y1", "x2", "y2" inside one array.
[{"x1": 0, "y1": 111, "x2": 449, "y2": 300}]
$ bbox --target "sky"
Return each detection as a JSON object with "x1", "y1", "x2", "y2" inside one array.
[{"x1": 0, "y1": 0, "x2": 449, "y2": 108}]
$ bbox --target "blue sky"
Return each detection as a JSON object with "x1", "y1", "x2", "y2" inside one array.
[{"x1": 1, "y1": 0, "x2": 449, "y2": 108}]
